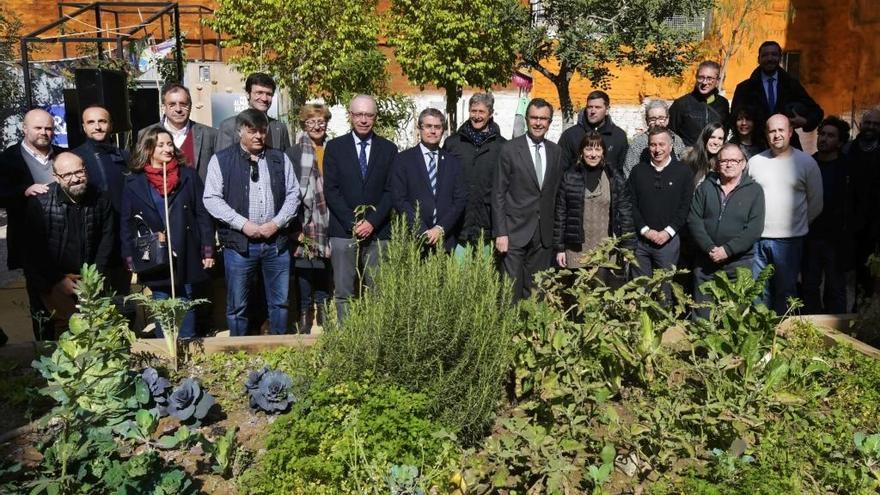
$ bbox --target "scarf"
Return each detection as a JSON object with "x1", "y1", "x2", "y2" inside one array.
[
  {"x1": 458, "y1": 119, "x2": 498, "y2": 148},
  {"x1": 144, "y1": 159, "x2": 180, "y2": 196}
]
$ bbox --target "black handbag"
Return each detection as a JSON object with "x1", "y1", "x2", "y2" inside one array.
[{"x1": 131, "y1": 214, "x2": 169, "y2": 275}]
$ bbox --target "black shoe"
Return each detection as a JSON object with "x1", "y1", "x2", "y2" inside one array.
[{"x1": 299, "y1": 306, "x2": 314, "y2": 335}]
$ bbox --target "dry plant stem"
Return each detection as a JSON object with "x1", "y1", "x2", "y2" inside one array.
[{"x1": 162, "y1": 160, "x2": 179, "y2": 371}]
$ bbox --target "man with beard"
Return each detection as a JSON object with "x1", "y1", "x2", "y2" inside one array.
[
  {"x1": 748, "y1": 114, "x2": 823, "y2": 314},
  {"x1": 669, "y1": 61, "x2": 730, "y2": 147},
  {"x1": 731, "y1": 41, "x2": 823, "y2": 150},
  {"x1": 558, "y1": 90, "x2": 628, "y2": 174},
  {"x1": 23, "y1": 152, "x2": 115, "y2": 337},
  {"x1": 72, "y1": 104, "x2": 131, "y2": 297},
  {"x1": 848, "y1": 108, "x2": 880, "y2": 300},
  {"x1": 802, "y1": 117, "x2": 851, "y2": 314},
  {"x1": 443, "y1": 93, "x2": 506, "y2": 249},
  {"x1": 0, "y1": 109, "x2": 63, "y2": 337}
]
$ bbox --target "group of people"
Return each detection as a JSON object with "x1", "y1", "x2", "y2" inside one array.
[{"x1": 2, "y1": 40, "x2": 879, "y2": 340}]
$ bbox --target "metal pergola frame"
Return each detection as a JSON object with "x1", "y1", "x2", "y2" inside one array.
[{"x1": 20, "y1": 1, "x2": 220, "y2": 109}]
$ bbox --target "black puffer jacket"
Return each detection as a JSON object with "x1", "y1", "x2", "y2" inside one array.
[
  {"x1": 442, "y1": 121, "x2": 506, "y2": 243},
  {"x1": 668, "y1": 89, "x2": 730, "y2": 147},
  {"x1": 553, "y1": 164, "x2": 633, "y2": 252}
]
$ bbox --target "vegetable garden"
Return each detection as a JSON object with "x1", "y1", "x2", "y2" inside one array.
[{"x1": 3, "y1": 222, "x2": 880, "y2": 494}]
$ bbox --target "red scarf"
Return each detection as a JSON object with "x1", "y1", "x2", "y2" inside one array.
[{"x1": 144, "y1": 159, "x2": 180, "y2": 196}]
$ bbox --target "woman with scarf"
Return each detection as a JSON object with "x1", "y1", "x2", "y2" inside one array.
[
  {"x1": 121, "y1": 126, "x2": 214, "y2": 338},
  {"x1": 285, "y1": 104, "x2": 331, "y2": 334}
]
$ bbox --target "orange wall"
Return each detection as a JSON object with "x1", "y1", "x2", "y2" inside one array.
[{"x1": 530, "y1": 1, "x2": 792, "y2": 109}]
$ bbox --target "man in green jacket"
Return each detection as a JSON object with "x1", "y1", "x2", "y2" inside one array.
[{"x1": 688, "y1": 143, "x2": 765, "y2": 319}]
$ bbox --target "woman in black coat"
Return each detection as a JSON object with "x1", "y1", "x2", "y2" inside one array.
[
  {"x1": 121, "y1": 127, "x2": 215, "y2": 338},
  {"x1": 554, "y1": 132, "x2": 633, "y2": 273}
]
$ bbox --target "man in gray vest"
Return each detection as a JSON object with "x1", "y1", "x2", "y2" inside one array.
[
  {"x1": 203, "y1": 109, "x2": 300, "y2": 335},
  {"x1": 0, "y1": 108, "x2": 63, "y2": 338}
]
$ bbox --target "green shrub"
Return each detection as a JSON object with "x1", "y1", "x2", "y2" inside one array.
[
  {"x1": 239, "y1": 379, "x2": 459, "y2": 495},
  {"x1": 320, "y1": 218, "x2": 517, "y2": 442}
]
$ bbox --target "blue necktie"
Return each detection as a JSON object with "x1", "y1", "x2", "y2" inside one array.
[
  {"x1": 427, "y1": 151, "x2": 437, "y2": 224},
  {"x1": 766, "y1": 76, "x2": 776, "y2": 112},
  {"x1": 358, "y1": 140, "x2": 368, "y2": 178}
]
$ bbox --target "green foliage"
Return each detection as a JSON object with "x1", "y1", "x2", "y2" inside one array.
[
  {"x1": 321, "y1": 218, "x2": 518, "y2": 442},
  {"x1": 384, "y1": 0, "x2": 526, "y2": 127},
  {"x1": 202, "y1": 426, "x2": 240, "y2": 477},
  {"x1": 209, "y1": 0, "x2": 388, "y2": 106},
  {"x1": 127, "y1": 292, "x2": 206, "y2": 371},
  {"x1": 239, "y1": 379, "x2": 459, "y2": 495},
  {"x1": 519, "y1": 0, "x2": 712, "y2": 122},
  {"x1": 32, "y1": 265, "x2": 142, "y2": 427},
  {"x1": 0, "y1": 6, "x2": 22, "y2": 143}
]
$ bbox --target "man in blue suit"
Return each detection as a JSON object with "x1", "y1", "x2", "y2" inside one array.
[
  {"x1": 323, "y1": 94, "x2": 399, "y2": 320},
  {"x1": 392, "y1": 108, "x2": 466, "y2": 252}
]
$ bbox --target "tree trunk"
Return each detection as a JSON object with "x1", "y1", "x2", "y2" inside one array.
[
  {"x1": 555, "y1": 76, "x2": 575, "y2": 128},
  {"x1": 445, "y1": 85, "x2": 462, "y2": 132}
]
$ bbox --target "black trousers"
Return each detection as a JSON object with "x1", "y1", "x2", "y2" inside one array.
[{"x1": 500, "y1": 228, "x2": 553, "y2": 302}]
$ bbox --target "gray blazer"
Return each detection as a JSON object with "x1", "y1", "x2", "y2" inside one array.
[
  {"x1": 491, "y1": 135, "x2": 563, "y2": 248},
  {"x1": 215, "y1": 115, "x2": 291, "y2": 152},
  {"x1": 138, "y1": 120, "x2": 218, "y2": 181}
]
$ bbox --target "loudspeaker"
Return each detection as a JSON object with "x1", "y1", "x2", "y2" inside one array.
[
  {"x1": 74, "y1": 68, "x2": 131, "y2": 133},
  {"x1": 129, "y1": 88, "x2": 161, "y2": 138}
]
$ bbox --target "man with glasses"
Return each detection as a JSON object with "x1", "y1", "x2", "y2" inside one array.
[
  {"x1": 731, "y1": 41, "x2": 823, "y2": 150},
  {"x1": 623, "y1": 99, "x2": 687, "y2": 178},
  {"x1": 323, "y1": 94, "x2": 398, "y2": 320},
  {"x1": 203, "y1": 109, "x2": 300, "y2": 335},
  {"x1": 22, "y1": 152, "x2": 115, "y2": 337},
  {"x1": 627, "y1": 127, "x2": 694, "y2": 303},
  {"x1": 669, "y1": 61, "x2": 730, "y2": 147},
  {"x1": 391, "y1": 108, "x2": 466, "y2": 252},
  {"x1": 139, "y1": 83, "x2": 217, "y2": 181},
  {"x1": 0, "y1": 109, "x2": 64, "y2": 337},
  {"x1": 216, "y1": 72, "x2": 291, "y2": 151},
  {"x1": 492, "y1": 98, "x2": 563, "y2": 302},
  {"x1": 688, "y1": 144, "x2": 765, "y2": 319},
  {"x1": 748, "y1": 114, "x2": 823, "y2": 314}
]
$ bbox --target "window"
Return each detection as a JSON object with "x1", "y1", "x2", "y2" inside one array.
[{"x1": 664, "y1": 11, "x2": 712, "y2": 39}]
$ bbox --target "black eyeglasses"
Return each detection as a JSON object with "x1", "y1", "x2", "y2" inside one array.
[{"x1": 249, "y1": 160, "x2": 259, "y2": 182}]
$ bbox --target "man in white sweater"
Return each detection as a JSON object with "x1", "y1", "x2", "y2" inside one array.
[{"x1": 748, "y1": 114, "x2": 823, "y2": 314}]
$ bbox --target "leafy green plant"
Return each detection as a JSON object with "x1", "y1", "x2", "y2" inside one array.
[
  {"x1": 321, "y1": 218, "x2": 517, "y2": 443},
  {"x1": 202, "y1": 426, "x2": 240, "y2": 477},
  {"x1": 127, "y1": 292, "x2": 206, "y2": 371},
  {"x1": 239, "y1": 379, "x2": 459, "y2": 495}
]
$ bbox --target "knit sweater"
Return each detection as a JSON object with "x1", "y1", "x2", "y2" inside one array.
[
  {"x1": 747, "y1": 148, "x2": 823, "y2": 238},
  {"x1": 628, "y1": 158, "x2": 694, "y2": 236}
]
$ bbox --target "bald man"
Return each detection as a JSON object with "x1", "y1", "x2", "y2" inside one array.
[
  {"x1": 323, "y1": 94, "x2": 399, "y2": 320},
  {"x1": 0, "y1": 109, "x2": 64, "y2": 337},
  {"x1": 22, "y1": 152, "x2": 115, "y2": 338},
  {"x1": 748, "y1": 114, "x2": 823, "y2": 314}
]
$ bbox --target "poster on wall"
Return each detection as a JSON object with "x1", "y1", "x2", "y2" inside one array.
[
  {"x1": 48, "y1": 104, "x2": 67, "y2": 148},
  {"x1": 211, "y1": 93, "x2": 279, "y2": 128}
]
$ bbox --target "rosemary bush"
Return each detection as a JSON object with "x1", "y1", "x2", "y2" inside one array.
[{"x1": 320, "y1": 218, "x2": 517, "y2": 443}]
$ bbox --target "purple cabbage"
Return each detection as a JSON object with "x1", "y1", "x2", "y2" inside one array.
[
  {"x1": 166, "y1": 378, "x2": 215, "y2": 426},
  {"x1": 245, "y1": 367, "x2": 295, "y2": 414},
  {"x1": 141, "y1": 367, "x2": 172, "y2": 416}
]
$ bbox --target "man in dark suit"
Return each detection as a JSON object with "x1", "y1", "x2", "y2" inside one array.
[
  {"x1": 392, "y1": 108, "x2": 466, "y2": 252},
  {"x1": 0, "y1": 108, "x2": 63, "y2": 338},
  {"x1": 492, "y1": 98, "x2": 564, "y2": 302},
  {"x1": 324, "y1": 94, "x2": 399, "y2": 320},
  {"x1": 731, "y1": 40, "x2": 823, "y2": 150},
  {"x1": 138, "y1": 83, "x2": 217, "y2": 181},
  {"x1": 216, "y1": 73, "x2": 290, "y2": 151},
  {"x1": 72, "y1": 104, "x2": 132, "y2": 297}
]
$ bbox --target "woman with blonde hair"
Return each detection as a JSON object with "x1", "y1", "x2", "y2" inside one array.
[{"x1": 285, "y1": 104, "x2": 332, "y2": 334}]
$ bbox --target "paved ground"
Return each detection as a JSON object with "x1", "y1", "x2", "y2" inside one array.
[{"x1": 0, "y1": 210, "x2": 36, "y2": 345}]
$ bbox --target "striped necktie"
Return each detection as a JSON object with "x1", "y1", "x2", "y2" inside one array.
[{"x1": 427, "y1": 151, "x2": 437, "y2": 223}]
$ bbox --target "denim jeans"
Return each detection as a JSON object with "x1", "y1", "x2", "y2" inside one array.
[
  {"x1": 752, "y1": 237, "x2": 804, "y2": 315},
  {"x1": 151, "y1": 284, "x2": 196, "y2": 339},
  {"x1": 224, "y1": 243, "x2": 290, "y2": 336}
]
